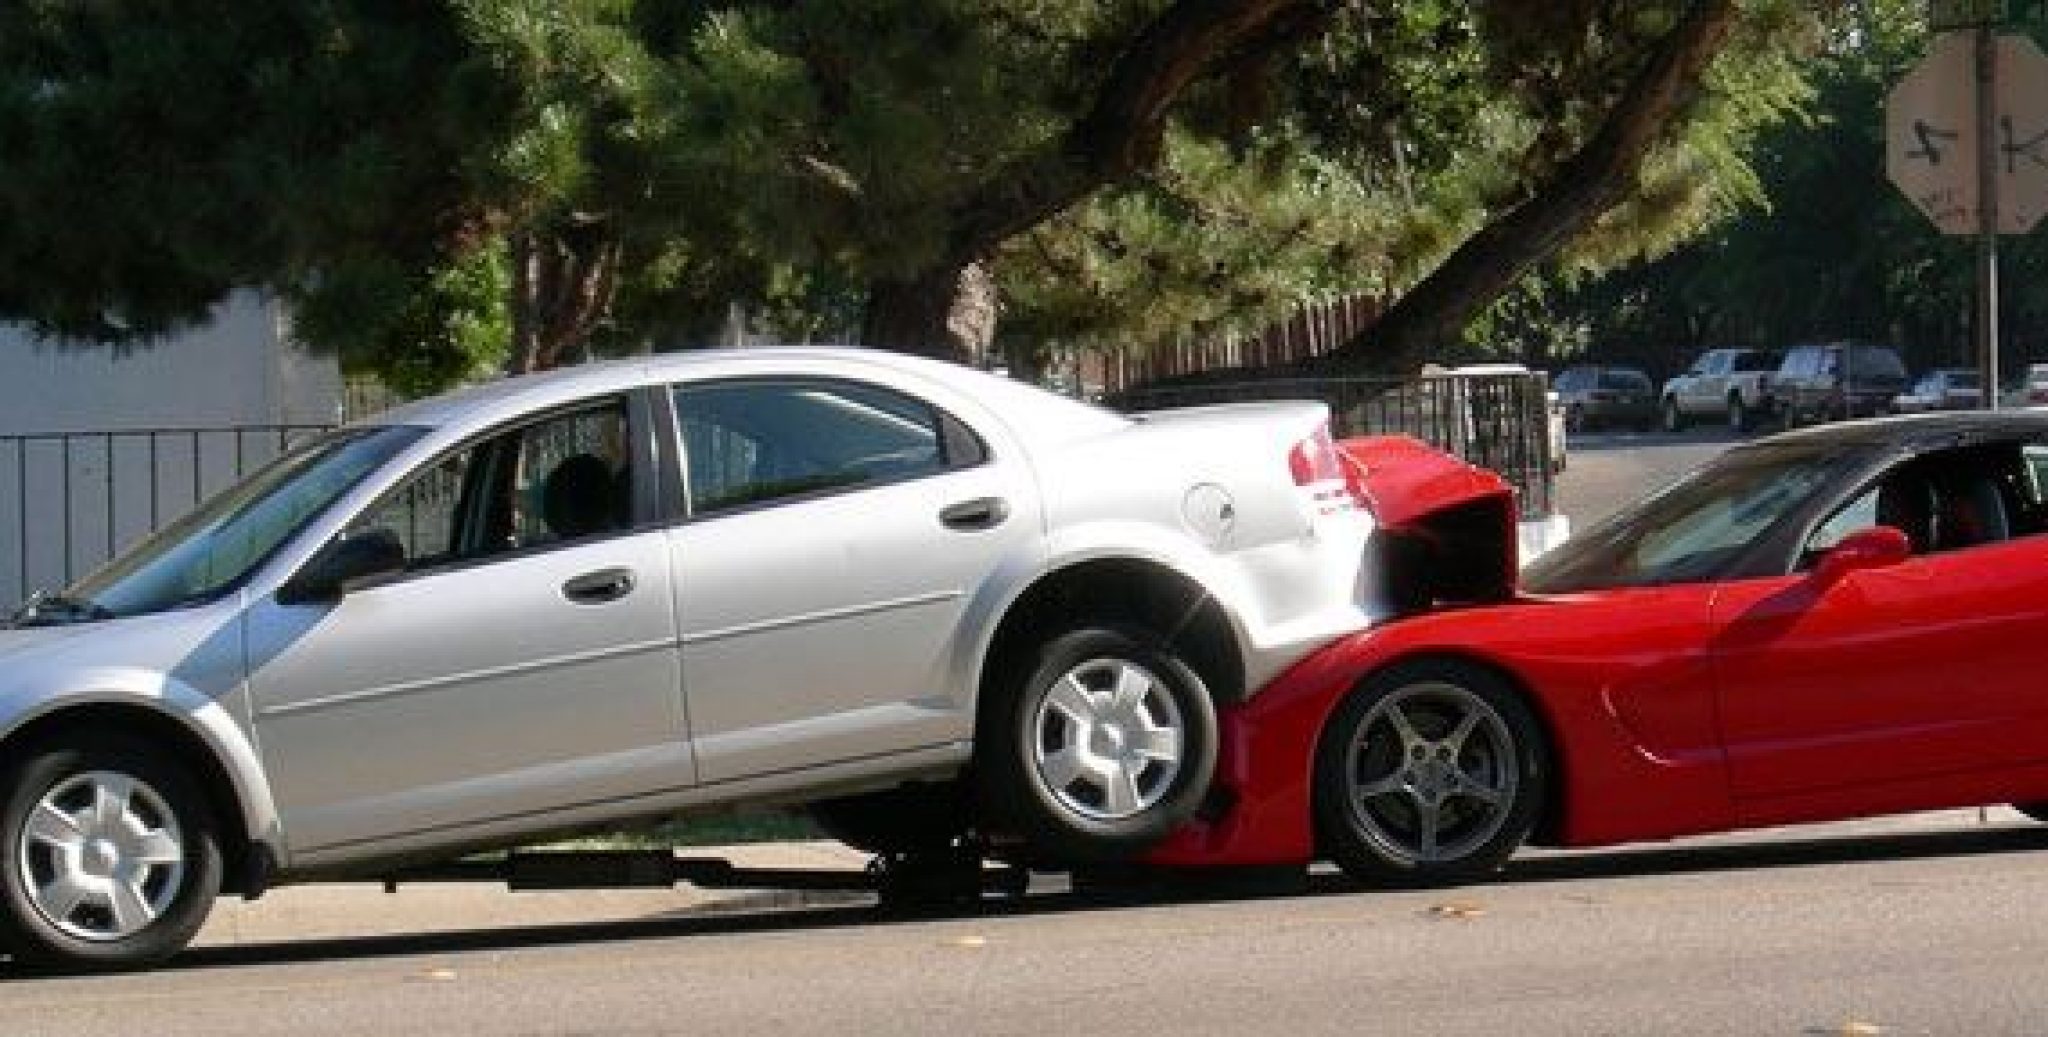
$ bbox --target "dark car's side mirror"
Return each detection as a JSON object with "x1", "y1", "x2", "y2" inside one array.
[
  {"x1": 278, "y1": 527, "x2": 407, "y2": 605},
  {"x1": 1812, "y1": 525, "x2": 1912, "y2": 586}
]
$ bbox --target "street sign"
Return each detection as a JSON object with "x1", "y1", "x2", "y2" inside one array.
[
  {"x1": 1886, "y1": 32, "x2": 2048, "y2": 235},
  {"x1": 1929, "y1": 0, "x2": 2007, "y2": 30},
  {"x1": 1887, "y1": 33, "x2": 1979, "y2": 235},
  {"x1": 1996, "y1": 34, "x2": 2048, "y2": 234}
]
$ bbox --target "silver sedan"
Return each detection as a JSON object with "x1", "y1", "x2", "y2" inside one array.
[{"x1": 0, "y1": 347, "x2": 1383, "y2": 969}]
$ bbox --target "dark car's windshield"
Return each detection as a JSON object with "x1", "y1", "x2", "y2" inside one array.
[
  {"x1": 1524, "y1": 444, "x2": 1869, "y2": 593},
  {"x1": 34, "y1": 425, "x2": 425, "y2": 623}
]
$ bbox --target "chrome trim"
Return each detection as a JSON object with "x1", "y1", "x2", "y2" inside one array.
[
  {"x1": 682, "y1": 590, "x2": 962, "y2": 646},
  {"x1": 255, "y1": 637, "x2": 677, "y2": 719}
]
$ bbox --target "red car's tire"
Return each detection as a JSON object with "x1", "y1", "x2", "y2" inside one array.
[
  {"x1": 1313, "y1": 660, "x2": 1546, "y2": 887},
  {"x1": 0, "y1": 733, "x2": 223, "y2": 971},
  {"x1": 979, "y1": 627, "x2": 1217, "y2": 864}
]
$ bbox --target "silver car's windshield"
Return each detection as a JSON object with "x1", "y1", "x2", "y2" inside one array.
[{"x1": 29, "y1": 425, "x2": 426, "y2": 623}]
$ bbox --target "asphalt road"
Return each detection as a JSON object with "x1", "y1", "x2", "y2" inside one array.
[
  {"x1": 1555, "y1": 426, "x2": 1740, "y2": 529},
  {"x1": 6, "y1": 810, "x2": 2048, "y2": 1036}
]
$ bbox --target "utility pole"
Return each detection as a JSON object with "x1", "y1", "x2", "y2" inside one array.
[{"x1": 1974, "y1": 21, "x2": 2001, "y2": 408}]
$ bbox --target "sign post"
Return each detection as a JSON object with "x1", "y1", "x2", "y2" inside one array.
[{"x1": 1888, "y1": 22, "x2": 2048, "y2": 408}]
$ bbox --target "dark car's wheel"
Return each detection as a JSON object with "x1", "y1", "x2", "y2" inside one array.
[
  {"x1": 1564, "y1": 404, "x2": 1587, "y2": 435},
  {"x1": 1314, "y1": 660, "x2": 1545, "y2": 887},
  {"x1": 979, "y1": 628, "x2": 1217, "y2": 863},
  {"x1": 0, "y1": 735, "x2": 222, "y2": 970},
  {"x1": 1727, "y1": 393, "x2": 1752, "y2": 434},
  {"x1": 809, "y1": 781, "x2": 972, "y2": 856},
  {"x1": 1662, "y1": 398, "x2": 1684, "y2": 434}
]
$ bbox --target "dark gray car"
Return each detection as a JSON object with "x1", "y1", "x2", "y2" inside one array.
[
  {"x1": 1554, "y1": 365, "x2": 1658, "y2": 433},
  {"x1": 1774, "y1": 343, "x2": 1908, "y2": 426}
]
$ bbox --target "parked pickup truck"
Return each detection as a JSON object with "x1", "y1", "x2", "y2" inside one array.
[{"x1": 1660, "y1": 347, "x2": 1781, "y2": 433}]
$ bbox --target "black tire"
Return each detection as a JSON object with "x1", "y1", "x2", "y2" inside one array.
[
  {"x1": 1728, "y1": 393, "x2": 1752, "y2": 434},
  {"x1": 1313, "y1": 660, "x2": 1545, "y2": 887},
  {"x1": 1564, "y1": 404, "x2": 1587, "y2": 436},
  {"x1": 0, "y1": 734, "x2": 223, "y2": 970},
  {"x1": 1662, "y1": 398, "x2": 1684, "y2": 434},
  {"x1": 808, "y1": 781, "x2": 972, "y2": 856},
  {"x1": 978, "y1": 627, "x2": 1217, "y2": 864}
]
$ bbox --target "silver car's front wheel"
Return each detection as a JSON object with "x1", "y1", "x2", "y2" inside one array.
[
  {"x1": 981, "y1": 628, "x2": 1216, "y2": 863},
  {"x1": 1315, "y1": 661, "x2": 1545, "y2": 886},
  {"x1": 20, "y1": 771, "x2": 187, "y2": 943},
  {"x1": 1, "y1": 736, "x2": 222, "y2": 970}
]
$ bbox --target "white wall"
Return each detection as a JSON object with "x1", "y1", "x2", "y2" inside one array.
[{"x1": 0, "y1": 292, "x2": 343, "y2": 434}]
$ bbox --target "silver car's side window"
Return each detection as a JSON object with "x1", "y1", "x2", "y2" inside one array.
[
  {"x1": 349, "y1": 399, "x2": 634, "y2": 569},
  {"x1": 673, "y1": 379, "x2": 974, "y2": 518}
]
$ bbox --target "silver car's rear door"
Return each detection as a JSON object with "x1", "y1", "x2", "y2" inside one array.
[{"x1": 664, "y1": 377, "x2": 1036, "y2": 783}]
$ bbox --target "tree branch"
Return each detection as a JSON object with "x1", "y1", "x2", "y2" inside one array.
[
  {"x1": 943, "y1": 0, "x2": 1336, "y2": 268},
  {"x1": 1318, "y1": 0, "x2": 1743, "y2": 376}
]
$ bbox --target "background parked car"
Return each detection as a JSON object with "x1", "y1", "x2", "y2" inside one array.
[
  {"x1": 1773, "y1": 342, "x2": 1908, "y2": 426},
  {"x1": 1553, "y1": 365, "x2": 1657, "y2": 433},
  {"x1": 1659, "y1": 347, "x2": 1781, "y2": 433},
  {"x1": 1892, "y1": 368, "x2": 1983, "y2": 413},
  {"x1": 2022, "y1": 364, "x2": 2048, "y2": 407}
]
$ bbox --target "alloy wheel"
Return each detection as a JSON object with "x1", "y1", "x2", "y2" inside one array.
[{"x1": 1340, "y1": 681, "x2": 1517, "y2": 865}]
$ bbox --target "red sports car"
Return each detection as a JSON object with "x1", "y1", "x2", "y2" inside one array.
[{"x1": 1148, "y1": 411, "x2": 2048, "y2": 885}]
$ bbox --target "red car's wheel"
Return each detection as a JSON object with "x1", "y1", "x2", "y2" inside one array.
[{"x1": 1313, "y1": 660, "x2": 1545, "y2": 886}]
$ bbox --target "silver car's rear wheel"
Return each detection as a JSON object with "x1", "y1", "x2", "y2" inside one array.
[
  {"x1": 1315, "y1": 660, "x2": 1544, "y2": 886},
  {"x1": 980, "y1": 627, "x2": 1216, "y2": 864},
  {"x1": 1, "y1": 735, "x2": 222, "y2": 970},
  {"x1": 1030, "y1": 658, "x2": 1185, "y2": 823}
]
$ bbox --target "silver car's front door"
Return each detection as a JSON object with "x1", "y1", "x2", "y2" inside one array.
[
  {"x1": 665, "y1": 378, "x2": 1036, "y2": 783},
  {"x1": 246, "y1": 397, "x2": 691, "y2": 855}
]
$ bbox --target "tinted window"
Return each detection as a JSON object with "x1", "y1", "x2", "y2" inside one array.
[
  {"x1": 1733, "y1": 351, "x2": 1780, "y2": 373},
  {"x1": 1525, "y1": 444, "x2": 1861, "y2": 591},
  {"x1": 350, "y1": 400, "x2": 634, "y2": 569},
  {"x1": 1847, "y1": 346, "x2": 1906, "y2": 379},
  {"x1": 674, "y1": 380, "x2": 971, "y2": 516},
  {"x1": 1598, "y1": 370, "x2": 1652, "y2": 392}
]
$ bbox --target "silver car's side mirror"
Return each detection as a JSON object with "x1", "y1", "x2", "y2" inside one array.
[{"x1": 277, "y1": 527, "x2": 407, "y2": 605}]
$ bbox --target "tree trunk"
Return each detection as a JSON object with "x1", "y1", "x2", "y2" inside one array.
[
  {"x1": 861, "y1": 260, "x2": 999, "y2": 364},
  {"x1": 505, "y1": 218, "x2": 622, "y2": 375},
  {"x1": 859, "y1": 1, "x2": 1332, "y2": 367},
  {"x1": 1317, "y1": 0, "x2": 1742, "y2": 378}
]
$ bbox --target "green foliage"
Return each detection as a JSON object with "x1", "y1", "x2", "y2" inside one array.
[
  {"x1": 1514, "y1": 1, "x2": 2048, "y2": 379},
  {"x1": 0, "y1": 0, "x2": 1838, "y2": 387}
]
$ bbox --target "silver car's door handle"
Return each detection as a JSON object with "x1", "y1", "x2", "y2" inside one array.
[
  {"x1": 939, "y1": 497, "x2": 1010, "y2": 531},
  {"x1": 562, "y1": 567, "x2": 636, "y2": 604}
]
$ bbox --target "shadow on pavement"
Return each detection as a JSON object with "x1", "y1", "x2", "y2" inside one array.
[{"x1": 7, "y1": 822, "x2": 2048, "y2": 979}]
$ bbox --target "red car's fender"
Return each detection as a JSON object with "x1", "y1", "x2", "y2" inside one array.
[{"x1": 1146, "y1": 591, "x2": 1741, "y2": 869}]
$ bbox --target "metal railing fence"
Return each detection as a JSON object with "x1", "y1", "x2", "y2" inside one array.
[{"x1": 1114, "y1": 372, "x2": 1557, "y2": 520}]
